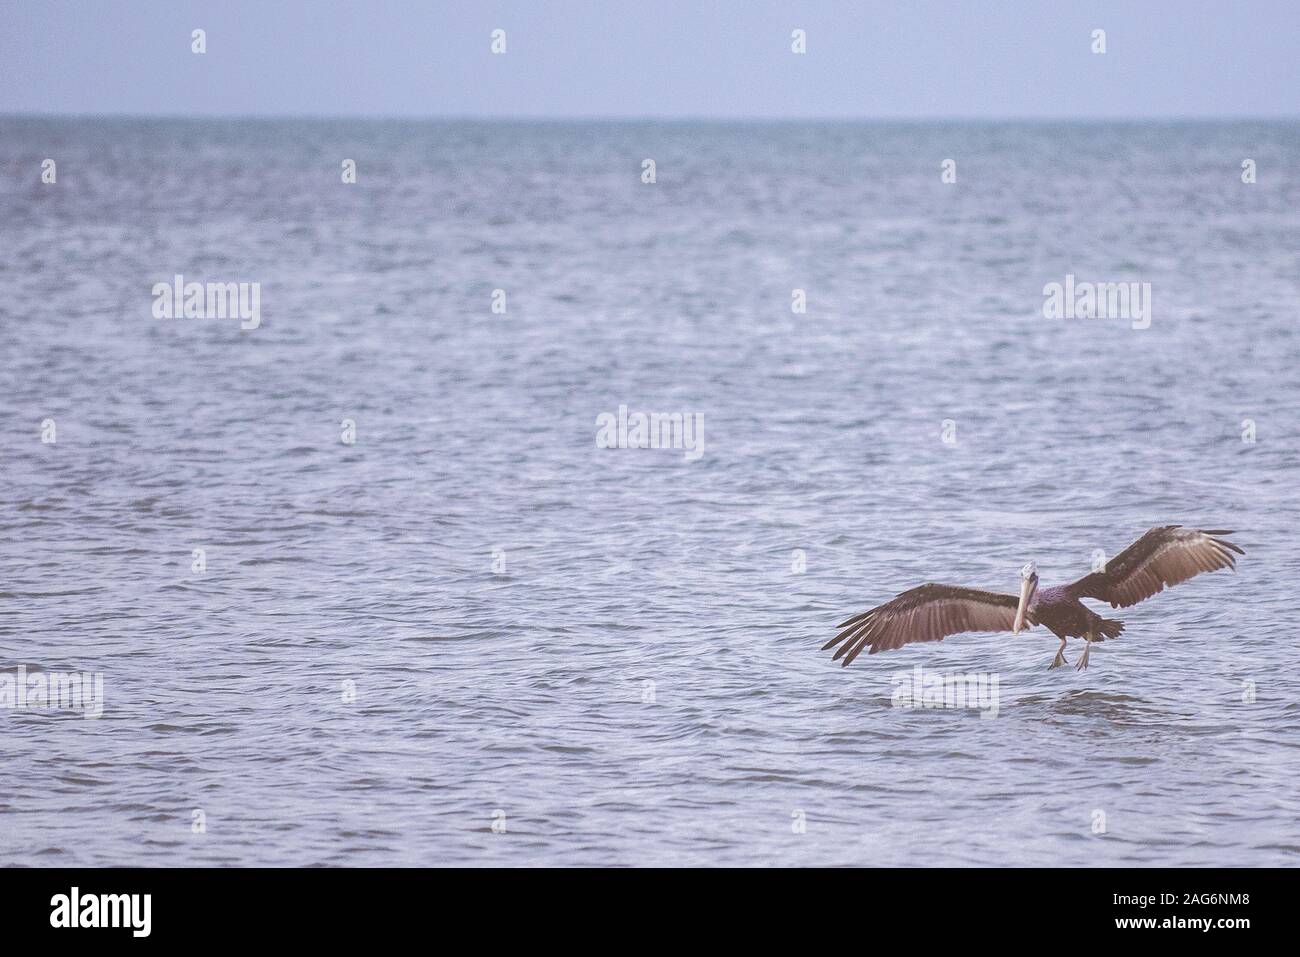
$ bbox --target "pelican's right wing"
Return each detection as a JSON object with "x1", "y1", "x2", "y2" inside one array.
[{"x1": 824, "y1": 584, "x2": 1023, "y2": 668}]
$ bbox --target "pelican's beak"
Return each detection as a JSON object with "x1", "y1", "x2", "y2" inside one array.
[{"x1": 1013, "y1": 577, "x2": 1034, "y2": 634}]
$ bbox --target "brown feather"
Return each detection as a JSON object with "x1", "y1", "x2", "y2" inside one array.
[
  {"x1": 827, "y1": 583, "x2": 1022, "y2": 667},
  {"x1": 1070, "y1": 526, "x2": 1243, "y2": 609}
]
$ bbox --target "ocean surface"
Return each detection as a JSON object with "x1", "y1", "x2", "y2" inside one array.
[{"x1": 2, "y1": 117, "x2": 1298, "y2": 866}]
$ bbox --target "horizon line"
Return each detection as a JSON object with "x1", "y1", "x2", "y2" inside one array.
[{"x1": 4, "y1": 110, "x2": 1299, "y2": 124}]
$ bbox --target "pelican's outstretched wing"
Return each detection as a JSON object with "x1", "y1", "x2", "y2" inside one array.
[
  {"x1": 1070, "y1": 526, "x2": 1243, "y2": 609},
  {"x1": 824, "y1": 584, "x2": 1023, "y2": 667}
]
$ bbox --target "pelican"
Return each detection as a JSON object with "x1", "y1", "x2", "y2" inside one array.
[{"x1": 824, "y1": 526, "x2": 1244, "y2": 670}]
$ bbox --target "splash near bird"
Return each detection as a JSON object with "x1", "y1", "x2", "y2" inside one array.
[{"x1": 824, "y1": 526, "x2": 1243, "y2": 671}]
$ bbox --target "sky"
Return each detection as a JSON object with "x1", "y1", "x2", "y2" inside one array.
[{"x1": 1, "y1": 0, "x2": 1297, "y2": 119}]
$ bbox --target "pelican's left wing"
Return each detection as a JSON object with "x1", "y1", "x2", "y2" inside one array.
[
  {"x1": 1069, "y1": 525, "x2": 1243, "y2": 609},
  {"x1": 824, "y1": 583, "x2": 1023, "y2": 668}
]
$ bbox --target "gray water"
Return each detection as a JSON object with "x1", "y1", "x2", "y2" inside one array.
[{"x1": 2, "y1": 117, "x2": 1298, "y2": 866}]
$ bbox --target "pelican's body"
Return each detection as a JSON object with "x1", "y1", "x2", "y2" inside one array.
[
  {"x1": 1023, "y1": 583, "x2": 1122, "y2": 639},
  {"x1": 1014, "y1": 580, "x2": 1126, "y2": 669},
  {"x1": 824, "y1": 526, "x2": 1244, "y2": 670}
]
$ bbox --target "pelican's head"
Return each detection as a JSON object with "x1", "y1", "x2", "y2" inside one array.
[{"x1": 1013, "y1": 562, "x2": 1038, "y2": 634}]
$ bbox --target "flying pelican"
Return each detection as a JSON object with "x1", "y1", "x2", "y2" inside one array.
[{"x1": 824, "y1": 526, "x2": 1244, "y2": 670}]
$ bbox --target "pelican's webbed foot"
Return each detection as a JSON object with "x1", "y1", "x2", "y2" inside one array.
[
  {"x1": 1049, "y1": 638, "x2": 1068, "y2": 669},
  {"x1": 1075, "y1": 640, "x2": 1092, "y2": 671}
]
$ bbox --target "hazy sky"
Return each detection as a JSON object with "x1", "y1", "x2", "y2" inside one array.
[{"x1": 2, "y1": 0, "x2": 1297, "y2": 119}]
